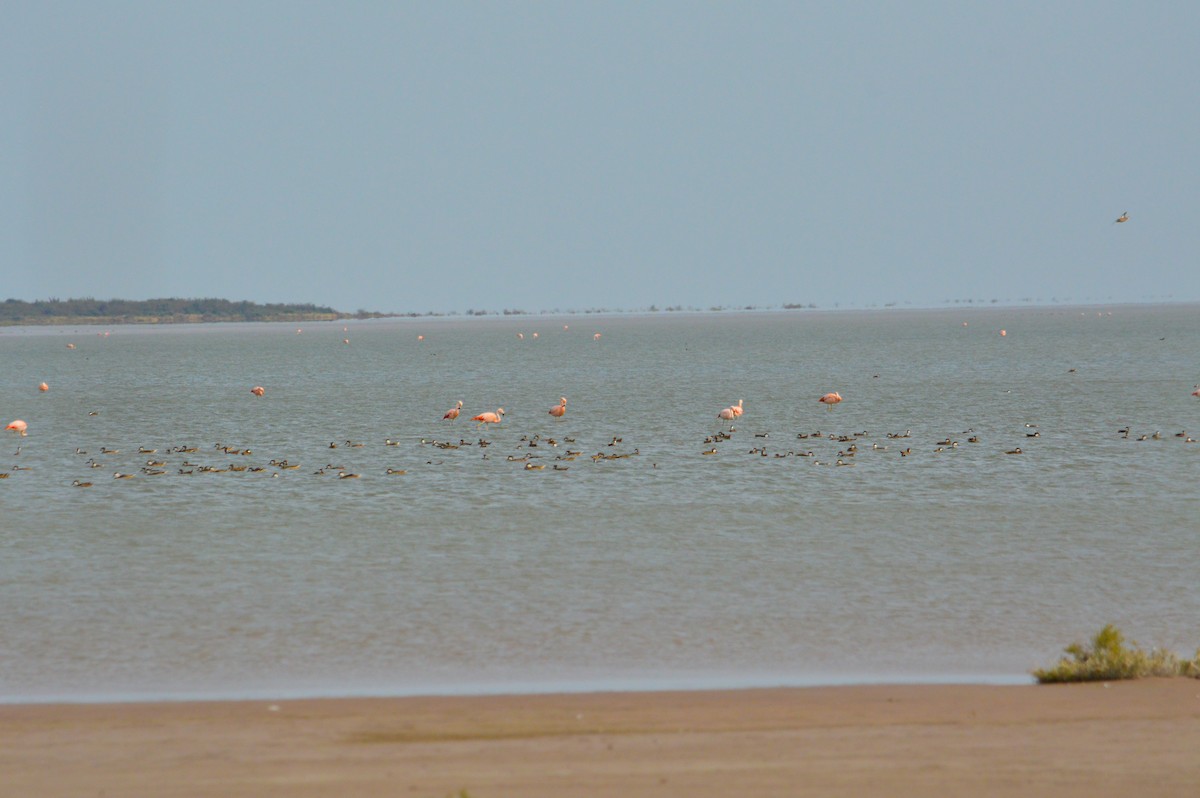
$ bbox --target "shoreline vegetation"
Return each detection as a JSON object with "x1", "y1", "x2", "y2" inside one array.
[
  {"x1": 1033, "y1": 624, "x2": 1200, "y2": 684},
  {"x1": 0, "y1": 297, "x2": 351, "y2": 326},
  {"x1": 2, "y1": 295, "x2": 1187, "y2": 327}
]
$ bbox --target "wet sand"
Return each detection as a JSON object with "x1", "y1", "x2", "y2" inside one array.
[{"x1": 4, "y1": 680, "x2": 1199, "y2": 797}]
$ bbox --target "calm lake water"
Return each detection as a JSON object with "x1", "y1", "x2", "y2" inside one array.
[{"x1": 2, "y1": 305, "x2": 1198, "y2": 702}]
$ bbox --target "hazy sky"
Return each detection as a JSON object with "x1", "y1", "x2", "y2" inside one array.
[{"x1": 3, "y1": 2, "x2": 1197, "y2": 314}]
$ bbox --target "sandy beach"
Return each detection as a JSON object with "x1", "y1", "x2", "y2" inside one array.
[{"x1": 4, "y1": 679, "x2": 1199, "y2": 797}]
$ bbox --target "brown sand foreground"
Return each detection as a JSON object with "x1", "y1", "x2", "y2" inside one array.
[{"x1": 4, "y1": 680, "x2": 1200, "y2": 798}]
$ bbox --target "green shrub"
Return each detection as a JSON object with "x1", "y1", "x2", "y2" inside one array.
[{"x1": 1033, "y1": 624, "x2": 1192, "y2": 683}]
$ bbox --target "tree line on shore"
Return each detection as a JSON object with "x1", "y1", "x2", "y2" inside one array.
[{"x1": 0, "y1": 297, "x2": 349, "y2": 325}]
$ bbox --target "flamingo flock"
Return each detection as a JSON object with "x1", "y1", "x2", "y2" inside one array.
[
  {"x1": 2, "y1": 393, "x2": 1196, "y2": 486},
  {"x1": 3, "y1": 348, "x2": 1199, "y2": 486}
]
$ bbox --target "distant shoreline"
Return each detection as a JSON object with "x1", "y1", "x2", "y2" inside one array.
[
  {"x1": 0, "y1": 297, "x2": 360, "y2": 327},
  {"x1": 2, "y1": 296, "x2": 1197, "y2": 327},
  {"x1": 0, "y1": 313, "x2": 348, "y2": 327}
]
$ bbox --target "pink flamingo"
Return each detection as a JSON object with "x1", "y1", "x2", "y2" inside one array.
[
  {"x1": 6, "y1": 420, "x2": 28, "y2": 436},
  {"x1": 250, "y1": 386, "x2": 265, "y2": 397},
  {"x1": 718, "y1": 405, "x2": 737, "y2": 425},
  {"x1": 731, "y1": 399, "x2": 744, "y2": 418},
  {"x1": 1192, "y1": 385, "x2": 1200, "y2": 397},
  {"x1": 549, "y1": 397, "x2": 567, "y2": 418},
  {"x1": 818, "y1": 392, "x2": 842, "y2": 410},
  {"x1": 443, "y1": 400, "x2": 463, "y2": 420},
  {"x1": 38, "y1": 382, "x2": 49, "y2": 392},
  {"x1": 472, "y1": 408, "x2": 505, "y2": 427}
]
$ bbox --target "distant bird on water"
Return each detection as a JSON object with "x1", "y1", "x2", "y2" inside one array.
[
  {"x1": 5, "y1": 420, "x2": 27, "y2": 436},
  {"x1": 818, "y1": 392, "x2": 843, "y2": 410},
  {"x1": 472, "y1": 408, "x2": 505, "y2": 427},
  {"x1": 549, "y1": 397, "x2": 567, "y2": 418},
  {"x1": 443, "y1": 400, "x2": 463, "y2": 420},
  {"x1": 1114, "y1": 211, "x2": 1129, "y2": 223}
]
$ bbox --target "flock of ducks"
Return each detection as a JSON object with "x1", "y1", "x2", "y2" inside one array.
[
  {"x1": 2, "y1": 390, "x2": 630, "y2": 484},
  {"x1": 699, "y1": 415, "x2": 1047, "y2": 467},
  {"x1": 5, "y1": 369, "x2": 1199, "y2": 485}
]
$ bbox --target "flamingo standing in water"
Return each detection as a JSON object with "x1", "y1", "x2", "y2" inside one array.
[
  {"x1": 549, "y1": 397, "x2": 567, "y2": 418},
  {"x1": 443, "y1": 400, "x2": 463, "y2": 420},
  {"x1": 250, "y1": 386, "x2": 265, "y2": 396},
  {"x1": 818, "y1": 392, "x2": 843, "y2": 410},
  {"x1": 6, "y1": 420, "x2": 28, "y2": 436},
  {"x1": 472, "y1": 408, "x2": 505, "y2": 427},
  {"x1": 730, "y1": 399, "x2": 744, "y2": 418},
  {"x1": 718, "y1": 405, "x2": 737, "y2": 427}
]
